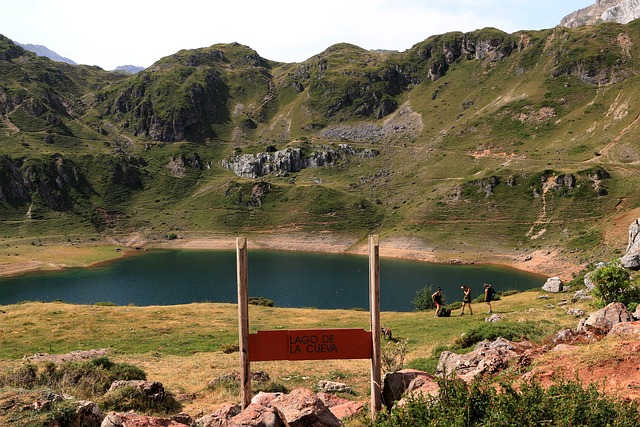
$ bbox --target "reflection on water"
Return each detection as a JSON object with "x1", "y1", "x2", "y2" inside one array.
[{"x1": 0, "y1": 249, "x2": 545, "y2": 311}]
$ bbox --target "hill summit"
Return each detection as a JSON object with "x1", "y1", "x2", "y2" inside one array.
[{"x1": 561, "y1": 0, "x2": 640, "y2": 28}]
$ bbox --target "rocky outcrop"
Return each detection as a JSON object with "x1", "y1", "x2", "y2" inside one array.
[
  {"x1": 166, "y1": 153, "x2": 204, "y2": 178},
  {"x1": 0, "y1": 154, "x2": 93, "y2": 211},
  {"x1": 577, "y1": 302, "x2": 634, "y2": 334},
  {"x1": 436, "y1": 338, "x2": 534, "y2": 382},
  {"x1": 222, "y1": 144, "x2": 380, "y2": 179},
  {"x1": 270, "y1": 388, "x2": 341, "y2": 427},
  {"x1": 381, "y1": 369, "x2": 439, "y2": 409},
  {"x1": 101, "y1": 411, "x2": 193, "y2": 427},
  {"x1": 561, "y1": 0, "x2": 640, "y2": 28},
  {"x1": 621, "y1": 218, "x2": 640, "y2": 269},
  {"x1": 584, "y1": 262, "x2": 607, "y2": 289}
]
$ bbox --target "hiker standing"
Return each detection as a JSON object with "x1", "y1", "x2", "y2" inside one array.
[
  {"x1": 431, "y1": 288, "x2": 444, "y2": 317},
  {"x1": 484, "y1": 283, "x2": 494, "y2": 313},
  {"x1": 460, "y1": 285, "x2": 473, "y2": 315}
]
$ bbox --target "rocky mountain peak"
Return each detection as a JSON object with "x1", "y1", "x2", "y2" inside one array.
[{"x1": 561, "y1": 0, "x2": 640, "y2": 28}]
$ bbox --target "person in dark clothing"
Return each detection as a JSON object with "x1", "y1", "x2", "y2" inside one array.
[
  {"x1": 460, "y1": 285, "x2": 473, "y2": 315},
  {"x1": 431, "y1": 288, "x2": 444, "y2": 317},
  {"x1": 484, "y1": 283, "x2": 494, "y2": 313}
]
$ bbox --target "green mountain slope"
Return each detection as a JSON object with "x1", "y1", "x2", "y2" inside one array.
[{"x1": 1, "y1": 23, "x2": 640, "y2": 263}]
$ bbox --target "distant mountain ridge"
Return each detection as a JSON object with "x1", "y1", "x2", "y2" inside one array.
[
  {"x1": 15, "y1": 40, "x2": 143, "y2": 73},
  {"x1": 17, "y1": 42, "x2": 76, "y2": 65},
  {"x1": 561, "y1": 0, "x2": 640, "y2": 28}
]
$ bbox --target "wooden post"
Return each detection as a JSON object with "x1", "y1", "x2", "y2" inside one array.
[
  {"x1": 236, "y1": 237, "x2": 251, "y2": 409},
  {"x1": 369, "y1": 235, "x2": 381, "y2": 418}
]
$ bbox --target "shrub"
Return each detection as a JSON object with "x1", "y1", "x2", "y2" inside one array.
[
  {"x1": 0, "y1": 357, "x2": 146, "y2": 399},
  {"x1": 369, "y1": 376, "x2": 640, "y2": 426},
  {"x1": 220, "y1": 342, "x2": 240, "y2": 354},
  {"x1": 413, "y1": 285, "x2": 436, "y2": 311},
  {"x1": 590, "y1": 260, "x2": 640, "y2": 307},
  {"x1": 98, "y1": 384, "x2": 181, "y2": 415},
  {"x1": 248, "y1": 296, "x2": 275, "y2": 307},
  {"x1": 381, "y1": 339, "x2": 409, "y2": 373}
]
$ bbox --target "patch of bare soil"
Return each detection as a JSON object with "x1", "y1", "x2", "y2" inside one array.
[{"x1": 526, "y1": 339, "x2": 640, "y2": 401}]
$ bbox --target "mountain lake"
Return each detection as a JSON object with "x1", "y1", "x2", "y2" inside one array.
[{"x1": 0, "y1": 249, "x2": 546, "y2": 311}]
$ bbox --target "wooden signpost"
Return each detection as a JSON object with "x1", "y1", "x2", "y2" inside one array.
[{"x1": 236, "y1": 235, "x2": 382, "y2": 419}]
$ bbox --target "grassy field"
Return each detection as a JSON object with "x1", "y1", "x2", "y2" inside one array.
[{"x1": 0, "y1": 290, "x2": 589, "y2": 416}]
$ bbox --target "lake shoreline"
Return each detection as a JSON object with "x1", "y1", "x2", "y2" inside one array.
[{"x1": 0, "y1": 233, "x2": 582, "y2": 281}]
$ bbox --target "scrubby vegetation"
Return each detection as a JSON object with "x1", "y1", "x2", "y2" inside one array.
[
  {"x1": 368, "y1": 376, "x2": 640, "y2": 426},
  {"x1": 0, "y1": 357, "x2": 145, "y2": 399}
]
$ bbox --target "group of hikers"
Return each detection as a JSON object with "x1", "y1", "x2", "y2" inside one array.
[{"x1": 431, "y1": 283, "x2": 495, "y2": 317}]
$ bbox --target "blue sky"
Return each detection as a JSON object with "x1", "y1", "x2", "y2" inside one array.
[{"x1": 1, "y1": 0, "x2": 593, "y2": 70}]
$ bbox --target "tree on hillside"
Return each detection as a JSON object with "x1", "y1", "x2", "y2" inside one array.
[{"x1": 590, "y1": 260, "x2": 640, "y2": 308}]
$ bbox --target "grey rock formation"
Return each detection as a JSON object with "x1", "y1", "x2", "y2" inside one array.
[
  {"x1": 542, "y1": 277, "x2": 564, "y2": 293},
  {"x1": 436, "y1": 338, "x2": 533, "y2": 382},
  {"x1": 317, "y1": 380, "x2": 352, "y2": 394},
  {"x1": 561, "y1": 0, "x2": 640, "y2": 28},
  {"x1": 621, "y1": 218, "x2": 640, "y2": 269},
  {"x1": 222, "y1": 144, "x2": 379, "y2": 179},
  {"x1": 584, "y1": 262, "x2": 607, "y2": 289},
  {"x1": 381, "y1": 369, "x2": 437, "y2": 409}
]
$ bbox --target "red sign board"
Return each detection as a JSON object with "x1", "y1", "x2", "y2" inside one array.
[{"x1": 249, "y1": 328, "x2": 372, "y2": 361}]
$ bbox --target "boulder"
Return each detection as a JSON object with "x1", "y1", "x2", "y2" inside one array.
[
  {"x1": 316, "y1": 380, "x2": 352, "y2": 394},
  {"x1": 542, "y1": 277, "x2": 563, "y2": 293},
  {"x1": 396, "y1": 373, "x2": 440, "y2": 407},
  {"x1": 583, "y1": 262, "x2": 606, "y2": 290},
  {"x1": 270, "y1": 388, "x2": 340, "y2": 427},
  {"x1": 620, "y1": 218, "x2": 640, "y2": 269},
  {"x1": 101, "y1": 411, "x2": 192, "y2": 427},
  {"x1": 634, "y1": 305, "x2": 640, "y2": 321},
  {"x1": 108, "y1": 380, "x2": 166, "y2": 400},
  {"x1": 327, "y1": 401, "x2": 365, "y2": 420},
  {"x1": 571, "y1": 290, "x2": 592, "y2": 302},
  {"x1": 485, "y1": 314, "x2": 502, "y2": 322},
  {"x1": 252, "y1": 392, "x2": 283, "y2": 407},
  {"x1": 577, "y1": 302, "x2": 633, "y2": 334},
  {"x1": 381, "y1": 369, "x2": 434, "y2": 409},
  {"x1": 310, "y1": 393, "x2": 365, "y2": 421},
  {"x1": 566, "y1": 308, "x2": 586, "y2": 317},
  {"x1": 607, "y1": 320, "x2": 640, "y2": 338},
  {"x1": 72, "y1": 400, "x2": 105, "y2": 427},
  {"x1": 196, "y1": 404, "x2": 241, "y2": 427},
  {"x1": 228, "y1": 404, "x2": 288, "y2": 427}
]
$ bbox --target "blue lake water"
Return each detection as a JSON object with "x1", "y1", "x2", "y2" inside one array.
[{"x1": 0, "y1": 249, "x2": 545, "y2": 311}]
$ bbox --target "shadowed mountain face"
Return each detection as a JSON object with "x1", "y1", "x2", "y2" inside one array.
[{"x1": 1, "y1": 21, "x2": 640, "y2": 262}]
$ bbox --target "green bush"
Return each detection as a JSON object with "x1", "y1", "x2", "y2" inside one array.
[
  {"x1": 220, "y1": 342, "x2": 240, "y2": 354},
  {"x1": 248, "y1": 296, "x2": 275, "y2": 307},
  {"x1": 369, "y1": 376, "x2": 640, "y2": 426},
  {"x1": 590, "y1": 261, "x2": 640, "y2": 308},
  {"x1": 0, "y1": 357, "x2": 146, "y2": 399},
  {"x1": 98, "y1": 384, "x2": 181, "y2": 415},
  {"x1": 413, "y1": 286, "x2": 436, "y2": 311}
]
